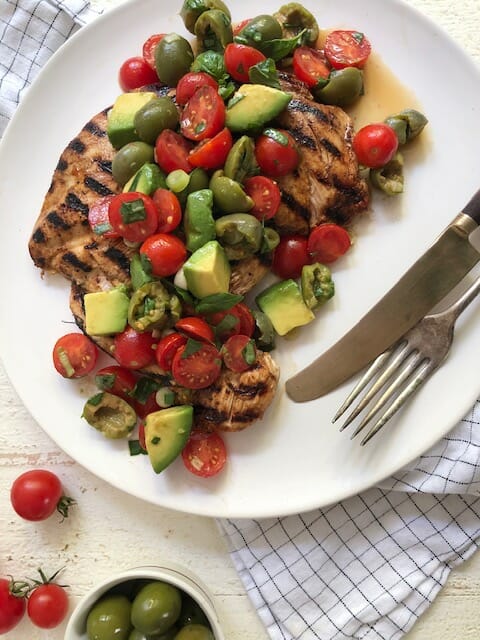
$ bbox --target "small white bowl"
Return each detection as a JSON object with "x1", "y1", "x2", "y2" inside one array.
[{"x1": 65, "y1": 564, "x2": 225, "y2": 640}]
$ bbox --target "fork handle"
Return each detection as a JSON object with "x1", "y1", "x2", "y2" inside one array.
[
  {"x1": 448, "y1": 274, "x2": 480, "y2": 322},
  {"x1": 462, "y1": 188, "x2": 480, "y2": 225}
]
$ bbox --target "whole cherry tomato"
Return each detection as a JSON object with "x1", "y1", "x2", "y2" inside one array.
[
  {"x1": 255, "y1": 129, "x2": 299, "y2": 177},
  {"x1": 272, "y1": 235, "x2": 309, "y2": 279},
  {"x1": 119, "y1": 56, "x2": 158, "y2": 91},
  {"x1": 10, "y1": 469, "x2": 74, "y2": 521},
  {"x1": 0, "y1": 578, "x2": 25, "y2": 634},
  {"x1": 140, "y1": 233, "x2": 187, "y2": 277},
  {"x1": 353, "y1": 123, "x2": 399, "y2": 168},
  {"x1": 27, "y1": 570, "x2": 69, "y2": 630},
  {"x1": 113, "y1": 327, "x2": 157, "y2": 370}
]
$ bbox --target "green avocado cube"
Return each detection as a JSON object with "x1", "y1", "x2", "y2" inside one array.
[
  {"x1": 145, "y1": 406, "x2": 193, "y2": 473},
  {"x1": 226, "y1": 84, "x2": 291, "y2": 133},
  {"x1": 256, "y1": 279, "x2": 315, "y2": 336},
  {"x1": 183, "y1": 240, "x2": 231, "y2": 299},
  {"x1": 107, "y1": 91, "x2": 157, "y2": 149},
  {"x1": 84, "y1": 286, "x2": 130, "y2": 336}
]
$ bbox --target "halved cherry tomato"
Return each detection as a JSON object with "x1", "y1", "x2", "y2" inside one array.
[
  {"x1": 171, "y1": 342, "x2": 222, "y2": 389},
  {"x1": 152, "y1": 188, "x2": 182, "y2": 233},
  {"x1": 88, "y1": 195, "x2": 119, "y2": 238},
  {"x1": 221, "y1": 334, "x2": 257, "y2": 373},
  {"x1": 292, "y1": 46, "x2": 331, "y2": 87},
  {"x1": 188, "y1": 127, "x2": 233, "y2": 170},
  {"x1": 119, "y1": 56, "x2": 158, "y2": 91},
  {"x1": 181, "y1": 431, "x2": 227, "y2": 477},
  {"x1": 232, "y1": 18, "x2": 251, "y2": 37},
  {"x1": 140, "y1": 233, "x2": 187, "y2": 277},
  {"x1": 155, "y1": 129, "x2": 193, "y2": 174},
  {"x1": 307, "y1": 223, "x2": 351, "y2": 263},
  {"x1": 206, "y1": 302, "x2": 254, "y2": 341},
  {"x1": 243, "y1": 175, "x2": 281, "y2": 220},
  {"x1": 180, "y1": 85, "x2": 225, "y2": 141},
  {"x1": 113, "y1": 327, "x2": 157, "y2": 370},
  {"x1": 176, "y1": 72, "x2": 219, "y2": 106},
  {"x1": 352, "y1": 123, "x2": 399, "y2": 169},
  {"x1": 156, "y1": 332, "x2": 187, "y2": 371},
  {"x1": 255, "y1": 129, "x2": 299, "y2": 177},
  {"x1": 142, "y1": 33, "x2": 165, "y2": 70},
  {"x1": 234, "y1": 302, "x2": 255, "y2": 337},
  {"x1": 175, "y1": 317, "x2": 215, "y2": 343},
  {"x1": 108, "y1": 192, "x2": 158, "y2": 243},
  {"x1": 272, "y1": 235, "x2": 309, "y2": 279},
  {"x1": 52, "y1": 333, "x2": 98, "y2": 378},
  {"x1": 324, "y1": 30, "x2": 372, "y2": 70},
  {"x1": 224, "y1": 43, "x2": 266, "y2": 82},
  {"x1": 95, "y1": 365, "x2": 137, "y2": 404},
  {"x1": 134, "y1": 391, "x2": 160, "y2": 420}
]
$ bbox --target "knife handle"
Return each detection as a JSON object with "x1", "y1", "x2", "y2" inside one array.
[{"x1": 463, "y1": 188, "x2": 480, "y2": 225}]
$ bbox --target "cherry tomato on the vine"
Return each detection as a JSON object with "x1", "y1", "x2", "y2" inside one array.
[
  {"x1": 255, "y1": 129, "x2": 299, "y2": 177},
  {"x1": 243, "y1": 175, "x2": 281, "y2": 220},
  {"x1": 292, "y1": 46, "x2": 331, "y2": 88},
  {"x1": 324, "y1": 29, "x2": 372, "y2": 70},
  {"x1": 140, "y1": 233, "x2": 187, "y2": 277},
  {"x1": 171, "y1": 342, "x2": 222, "y2": 390},
  {"x1": 0, "y1": 578, "x2": 26, "y2": 634},
  {"x1": 152, "y1": 188, "x2": 182, "y2": 233},
  {"x1": 180, "y1": 85, "x2": 225, "y2": 142},
  {"x1": 176, "y1": 72, "x2": 219, "y2": 106},
  {"x1": 175, "y1": 317, "x2": 215, "y2": 343},
  {"x1": 188, "y1": 127, "x2": 233, "y2": 170},
  {"x1": 353, "y1": 123, "x2": 399, "y2": 169},
  {"x1": 113, "y1": 327, "x2": 157, "y2": 370},
  {"x1": 155, "y1": 129, "x2": 193, "y2": 174},
  {"x1": 182, "y1": 431, "x2": 227, "y2": 477},
  {"x1": 52, "y1": 333, "x2": 98, "y2": 379},
  {"x1": 10, "y1": 469, "x2": 74, "y2": 521},
  {"x1": 119, "y1": 56, "x2": 158, "y2": 91},
  {"x1": 272, "y1": 235, "x2": 309, "y2": 279},
  {"x1": 224, "y1": 43, "x2": 266, "y2": 82},
  {"x1": 142, "y1": 33, "x2": 165, "y2": 70},
  {"x1": 27, "y1": 578, "x2": 69, "y2": 630},
  {"x1": 156, "y1": 332, "x2": 188, "y2": 372},
  {"x1": 307, "y1": 223, "x2": 351, "y2": 263},
  {"x1": 108, "y1": 192, "x2": 158, "y2": 242}
]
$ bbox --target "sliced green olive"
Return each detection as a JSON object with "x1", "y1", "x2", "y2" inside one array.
[
  {"x1": 384, "y1": 109, "x2": 428, "y2": 145},
  {"x1": 134, "y1": 97, "x2": 179, "y2": 145},
  {"x1": 260, "y1": 227, "x2": 280, "y2": 253},
  {"x1": 180, "y1": 0, "x2": 231, "y2": 34},
  {"x1": 235, "y1": 14, "x2": 283, "y2": 49},
  {"x1": 275, "y1": 2, "x2": 319, "y2": 46},
  {"x1": 223, "y1": 135, "x2": 259, "y2": 183},
  {"x1": 155, "y1": 33, "x2": 194, "y2": 86},
  {"x1": 301, "y1": 263, "x2": 335, "y2": 310},
  {"x1": 128, "y1": 281, "x2": 181, "y2": 332},
  {"x1": 195, "y1": 9, "x2": 233, "y2": 52},
  {"x1": 112, "y1": 142, "x2": 154, "y2": 186},
  {"x1": 82, "y1": 392, "x2": 137, "y2": 439},
  {"x1": 369, "y1": 151, "x2": 404, "y2": 196},
  {"x1": 210, "y1": 173, "x2": 254, "y2": 213},
  {"x1": 252, "y1": 309, "x2": 276, "y2": 351},
  {"x1": 313, "y1": 67, "x2": 364, "y2": 107},
  {"x1": 215, "y1": 213, "x2": 263, "y2": 259}
]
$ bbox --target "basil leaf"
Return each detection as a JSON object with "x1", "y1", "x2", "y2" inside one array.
[
  {"x1": 86, "y1": 392, "x2": 104, "y2": 407},
  {"x1": 191, "y1": 50, "x2": 229, "y2": 84},
  {"x1": 140, "y1": 252, "x2": 153, "y2": 275},
  {"x1": 95, "y1": 373, "x2": 116, "y2": 390},
  {"x1": 128, "y1": 440, "x2": 148, "y2": 456},
  {"x1": 259, "y1": 29, "x2": 306, "y2": 62},
  {"x1": 120, "y1": 199, "x2": 147, "y2": 224},
  {"x1": 263, "y1": 128, "x2": 290, "y2": 146},
  {"x1": 248, "y1": 58, "x2": 280, "y2": 88},
  {"x1": 132, "y1": 377, "x2": 161, "y2": 404},
  {"x1": 242, "y1": 339, "x2": 257, "y2": 365},
  {"x1": 195, "y1": 293, "x2": 243, "y2": 315},
  {"x1": 214, "y1": 313, "x2": 239, "y2": 338},
  {"x1": 181, "y1": 338, "x2": 204, "y2": 358}
]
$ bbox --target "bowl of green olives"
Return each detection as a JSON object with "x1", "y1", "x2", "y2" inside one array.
[{"x1": 64, "y1": 564, "x2": 224, "y2": 640}]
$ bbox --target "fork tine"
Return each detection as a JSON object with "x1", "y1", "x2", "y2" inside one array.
[{"x1": 360, "y1": 360, "x2": 435, "y2": 445}]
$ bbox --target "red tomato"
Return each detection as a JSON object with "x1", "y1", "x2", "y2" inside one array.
[
  {"x1": 234, "y1": 303, "x2": 255, "y2": 337},
  {"x1": 180, "y1": 85, "x2": 225, "y2": 141},
  {"x1": 52, "y1": 333, "x2": 98, "y2": 379},
  {"x1": 88, "y1": 195, "x2": 119, "y2": 238},
  {"x1": 95, "y1": 365, "x2": 137, "y2": 404},
  {"x1": 206, "y1": 302, "x2": 254, "y2": 341},
  {"x1": 27, "y1": 583, "x2": 69, "y2": 629},
  {"x1": 243, "y1": 175, "x2": 281, "y2": 220},
  {"x1": 108, "y1": 192, "x2": 158, "y2": 242},
  {"x1": 221, "y1": 334, "x2": 257, "y2": 373},
  {"x1": 176, "y1": 71, "x2": 219, "y2": 106},
  {"x1": 188, "y1": 127, "x2": 233, "y2": 170},
  {"x1": 134, "y1": 391, "x2": 161, "y2": 420},
  {"x1": 175, "y1": 317, "x2": 215, "y2": 343},
  {"x1": 255, "y1": 129, "x2": 299, "y2": 177},
  {"x1": 10, "y1": 470, "x2": 66, "y2": 521},
  {"x1": 232, "y1": 18, "x2": 251, "y2": 37},
  {"x1": 0, "y1": 578, "x2": 25, "y2": 634},
  {"x1": 182, "y1": 431, "x2": 227, "y2": 477},
  {"x1": 224, "y1": 43, "x2": 266, "y2": 82},
  {"x1": 119, "y1": 56, "x2": 158, "y2": 91},
  {"x1": 172, "y1": 343, "x2": 222, "y2": 389},
  {"x1": 113, "y1": 327, "x2": 157, "y2": 370},
  {"x1": 138, "y1": 422, "x2": 147, "y2": 450},
  {"x1": 324, "y1": 30, "x2": 372, "y2": 70},
  {"x1": 353, "y1": 123, "x2": 399, "y2": 169},
  {"x1": 140, "y1": 233, "x2": 187, "y2": 277},
  {"x1": 292, "y1": 46, "x2": 331, "y2": 87},
  {"x1": 307, "y1": 223, "x2": 351, "y2": 263},
  {"x1": 152, "y1": 188, "x2": 182, "y2": 233},
  {"x1": 142, "y1": 33, "x2": 165, "y2": 70},
  {"x1": 155, "y1": 129, "x2": 193, "y2": 174},
  {"x1": 272, "y1": 235, "x2": 309, "y2": 279},
  {"x1": 156, "y1": 333, "x2": 188, "y2": 371}
]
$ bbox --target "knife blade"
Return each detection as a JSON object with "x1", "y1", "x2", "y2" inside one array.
[{"x1": 285, "y1": 189, "x2": 480, "y2": 402}]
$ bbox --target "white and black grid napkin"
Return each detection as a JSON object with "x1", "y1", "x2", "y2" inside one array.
[{"x1": 2, "y1": 2, "x2": 480, "y2": 638}]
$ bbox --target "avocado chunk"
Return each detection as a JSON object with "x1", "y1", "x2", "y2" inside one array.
[
  {"x1": 226, "y1": 84, "x2": 291, "y2": 133},
  {"x1": 183, "y1": 240, "x2": 231, "y2": 299},
  {"x1": 256, "y1": 279, "x2": 314, "y2": 336},
  {"x1": 123, "y1": 162, "x2": 167, "y2": 195},
  {"x1": 84, "y1": 286, "x2": 130, "y2": 336},
  {"x1": 145, "y1": 406, "x2": 193, "y2": 473},
  {"x1": 184, "y1": 189, "x2": 216, "y2": 252},
  {"x1": 107, "y1": 91, "x2": 157, "y2": 149}
]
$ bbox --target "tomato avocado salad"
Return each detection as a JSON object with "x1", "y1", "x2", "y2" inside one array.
[{"x1": 39, "y1": 0, "x2": 428, "y2": 480}]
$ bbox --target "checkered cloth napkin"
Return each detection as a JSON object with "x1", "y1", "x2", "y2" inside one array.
[{"x1": 2, "y1": 2, "x2": 480, "y2": 638}]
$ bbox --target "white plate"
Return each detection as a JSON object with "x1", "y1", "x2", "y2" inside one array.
[{"x1": 1, "y1": 0, "x2": 480, "y2": 519}]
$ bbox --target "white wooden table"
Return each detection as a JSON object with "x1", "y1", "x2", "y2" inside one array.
[{"x1": 1, "y1": 1, "x2": 479, "y2": 638}]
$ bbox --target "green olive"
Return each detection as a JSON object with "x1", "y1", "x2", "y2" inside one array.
[
  {"x1": 177, "y1": 167, "x2": 210, "y2": 208},
  {"x1": 369, "y1": 151, "x2": 404, "y2": 196},
  {"x1": 260, "y1": 227, "x2": 280, "y2": 253},
  {"x1": 210, "y1": 173, "x2": 254, "y2": 214},
  {"x1": 131, "y1": 581, "x2": 182, "y2": 636},
  {"x1": 384, "y1": 109, "x2": 428, "y2": 145},
  {"x1": 275, "y1": 3, "x2": 319, "y2": 45},
  {"x1": 215, "y1": 213, "x2": 263, "y2": 259},
  {"x1": 173, "y1": 624, "x2": 215, "y2": 640},
  {"x1": 313, "y1": 67, "x2": 364, "y2": 107},
  {"x1": 112, "y1": 141, "x2": 154, "y2": 185},
  {"x1": 128, "y1": 628, "x2": 178, "y2": 640},
  {"x1": 86, "y1": 594, "x2": 132, "y2": 640},
  {"x1": 128, "y1": 281, "x2": 181, "y2": 332},
  {"x1": 301, "y1": 263, "x2": 335, "y2": 310},
  {"x1": 82, "y1": 392, "x2": 137, "y2": 439},
  {"x1": 194, "y1": 9, "x2": 233, "y2": 52},
  {"x1": 178, "y1": 595, "x2": 210, "y2": 627},
  {"x1": 235, "y1": 14, "x2": 283, "y2": 49},
  {"x1": 180, "y1": 0, "x2": 231, "y2": 34},
  {"x1": 223, "y1": 135, "x2": 259, "y2": 183},
  {"x1": 134, "y1": 97, "x2": 179, "y2": 145},
  {"x1": 155, "y1": 33, "x2": 194, "y2": 87}
]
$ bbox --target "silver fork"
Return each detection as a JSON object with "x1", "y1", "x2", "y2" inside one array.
[{"x1": 333, "y1": 273, "x2": 480, "y2": 446}]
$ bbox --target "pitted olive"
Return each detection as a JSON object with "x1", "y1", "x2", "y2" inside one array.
[
  {"x1": 210, "y1": 173, "x2": 254, "y2": 213},
  {"x1": 313, "y1": 67, "x2": 363, "y2": 107},
  {"x1": 223, "y1": 136, "x2": 259, "y2": 183},
  {"x1": 194, "y1": 9, "x2": 233, "y2": 52},
  {"x1": 180, "y1": 0, "x2": 231, "y2": 34},
  {"x1": 275, "y1": 3, "x2": 319, "y2": 45},
  {"x1": 155, "y1": 33, "x2": 194, "y2": 86},
  {"x1": 112, "y1": 141, "x2": 154, "y2": 185}
]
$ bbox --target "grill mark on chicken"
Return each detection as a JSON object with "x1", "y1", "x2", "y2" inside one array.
[
  {"x1": 320, "y1": 137, "x2": 341, "y2": 158},
  {"x1": 47, "y1": 211, "x2": 71, "y2": 230},
  {"x1": 84, "y1": 120, "x2": 107, "y2": 137},
  {"x1": 288, "y1": 127, "x2": 317, "y2": 150},
  {"x1": 65, "y1": 193, "x2": 89, "y2": 215},
  {"x1": 62, "y1": 252, "x2": 92, "y2": 272},
  {"x1": 97, "y1": 160, "x2": 113, "y2": 174},
  {"x1": 104, "y1": 246, "x2": 131, "y2": 273},
  {"x1": 85, "y1": 241, "x2": 98, "y2": 250},
  {"x1": 84, "y1": 176, "x2": 114, "y2": 196},
  {"x1": 227, "y1": 380, "x2": 269, "y2": 398},
  {"x1": 56, "y1": 158, "x2": 68, "y2": 172},
  {"x1": 32, "y1": 228, "x2": 46, "y2": 243},
  {"x1": 288, "y1": 98, "x2": 330, "y2": 123},
  {"x1": 68, "y1": 138, "x2": 86, "y2": 154},
  {"x1": 280, "y1": 190, "x2": 310, "y2": 221}
]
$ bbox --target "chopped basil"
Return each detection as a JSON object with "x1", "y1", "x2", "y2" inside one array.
[
  {"x1": 93, "y1": 222, "x2": 113, "y2": 236},
  {"x1": 140, "y1": 252, "x2": 152, "y2": 275},
  {"x1": 214, "y1": 313, "x2": 239, "y2": 338},
  {"x1": 242, "y1": 339, "x2": 257, "y2": 365},
  {"x1": 263, "y1": 128, "x2": 290, "y2": 146},
  {"x1": 195, "y1": 121, "x2": 206, "y2": 134},
  {"x1": 248, "y1": 58, "x2": 280, "y2": 88},
  {"x1": 120, "y1": 199, "x2": 147, "y2": 224},
  {"x1": 132, "y1": 377, "x2": 161, "y2": 404},
  {"x1": 151, "y1": 436, "x2": 161, "y2": 445},
  {"x1": 87, "y1": 392, "x2": 104, "y2": 406},
  {"x1": 195, "y1": 293, "x2": 243, "y2": 315},
  {"x1": 95, "y1": 373, "x2": 116, "y2": 390},
  {"x1": 128, "y1": 440, "x2": 148, "y2": 456},
  {"x1": 352, "y1": 31, "x2": 365, "y2": 44},
  {"x1": 181, "y1": 338, "x2": 205, "y2": 359},
  {"x1": 143, "y1": 296, "x2": 156, "y2": 314}
]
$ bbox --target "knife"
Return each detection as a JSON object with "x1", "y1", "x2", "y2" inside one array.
[{"x1": 285, "y1": 189, "x2": 480, "y2": 402}]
